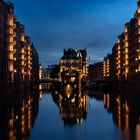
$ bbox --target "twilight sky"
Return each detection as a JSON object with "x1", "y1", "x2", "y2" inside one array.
[{"x1": 12, "y1": 0, "x2": 136, "y2": 67}]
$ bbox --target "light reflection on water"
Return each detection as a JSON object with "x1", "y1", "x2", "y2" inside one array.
[{"x1": 0, "y1": 84, "x2": 140, "y2": 140}]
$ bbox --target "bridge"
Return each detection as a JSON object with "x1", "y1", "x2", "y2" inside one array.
[{"x1": 32, "y1": 78, "x2": 60, "y2": 84}]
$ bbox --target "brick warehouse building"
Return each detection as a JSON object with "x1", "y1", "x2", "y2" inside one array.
[
  {"x1": 0, "y1": 0, "x2": 39, "y2": 95},
  {"x1": 103, "y1": 0, "x2": 140, "y2": 81}
]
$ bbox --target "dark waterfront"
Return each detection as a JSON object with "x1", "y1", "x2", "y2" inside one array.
[{"x1": 1, "y1": 84, "x2": 140, "y2": 140}]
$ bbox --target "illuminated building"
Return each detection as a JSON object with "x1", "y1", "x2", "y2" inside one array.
[
  {"x1": 39, "y1": 64, "x2": 42, "y2": 80},
  {"x1": 124, "y1": 23, "x2": 129, "y2": 79},
  {"x1": 0, "y1": 0, "x2": 40, "y2": 95},
  {"x1": 103, "y1": 54, "x2": 113, "y2": 79},
  {"x1": 117, "y1": 34, "x2": 125, "y2": 80},
  {"x1": 25, "y1": 36, "x2": 32, "y2": 81},
  {"x1": 14, "y1": 22, "x2": 39, "y2": 85},
  {"x1": 14, "y1": 22, "x2": 25, "y2": 84},
  {"x1": 14, "y1": 21, "x2": 33, "y2": 83},
  {"x1": 7, "y1": 2, "x2": 15, "y2": 84},
  {"x1": 59, "y1": 48, "x2": 88, "y2": 82},
  {"x1": 103, "y1": 0, "x2": 140, "y2": 81}
]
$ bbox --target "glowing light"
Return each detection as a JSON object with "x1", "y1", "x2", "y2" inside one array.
[
  {"x1": 77, "y1": 118, "x2": 80, "y2": 124},
  {"x1": 71, "y1": 77, "x2": 75, "y2": 82},
  {"x1": 138, "y1": 19, "x2": 140, "y2": 26},
  {"x1": 16, "y1": 115, "x2": 18, "y2": 120},
  {"x1": 71, "y1": 98, "x2": 75, "y2": 103}
]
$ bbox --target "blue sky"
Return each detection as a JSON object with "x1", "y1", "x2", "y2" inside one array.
[{"x1": 12, "y1": 0, "x2": 136, "y2": 67}]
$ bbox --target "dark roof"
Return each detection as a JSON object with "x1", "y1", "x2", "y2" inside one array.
[{"x1": 61, "y1": 48, "x2": 87, "y2": 60}]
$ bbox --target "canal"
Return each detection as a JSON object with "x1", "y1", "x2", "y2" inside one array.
[{"x1": 0, "y1": 84, "x2": 140, "y2": 140}]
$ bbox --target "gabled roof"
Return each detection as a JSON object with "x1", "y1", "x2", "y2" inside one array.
[{"x1": 61, "y1": 48, "x2": 87, "y2": 60}]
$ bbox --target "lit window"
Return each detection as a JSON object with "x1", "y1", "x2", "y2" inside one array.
[
  {"x1": 9, "y1": 62, "x2": 13, "y2": 71},
  {"x1": 21, "y1": 33, "x2": 25, "y2": 41},
  {"x1": 138, "y1": 19, "x2": 140, "y2": 26},
  {"x1": 8, "y1": 17, "x2": 14, "y2": 26}
]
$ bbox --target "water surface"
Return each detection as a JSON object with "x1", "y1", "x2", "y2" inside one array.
[{"x1": 0, "y1": 88, "x2": 140, "y2": 140}]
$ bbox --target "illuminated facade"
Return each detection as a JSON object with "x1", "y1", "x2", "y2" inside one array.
[
  {"x1": 117, "y1": 34, "x2": 125, "y2": 80},
  {"x1": 0, "y1": 0, "x2": 39, "y2": 94},
  {"x1": 124, "y1": 24, "x2": 129, "y2": 79},
  {"x1": 103, "y1": 0, "x2": 140, "y2": 80},
  {"x1": 25, "y1": 36, "x2": 32, "y2": 81},
  {"x1": 14, "y1": 22, "x2": 33, "y2": 84},
  {"x1": 103, "y1": 54, "x2": 113, "y2": 79},
  {"x1": 7, "y1": 3, "x2": 15, "y2": 83},
  {"x1": 59, "y1": 48, "x2": 88, "y2": 82},
  {"x1": 14, "y1": 22, "x2": 25, "y2": 84},
  {"x1": 39, "y1": 64, "x2": 42, "y2": 80}
]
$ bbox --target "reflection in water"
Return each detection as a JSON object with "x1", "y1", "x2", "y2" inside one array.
[
  {"x1": 39, "y1": 83, "x2": 53, "y2": 99},
  {"x1": 39, "y1": 83, "x2": 52, "y2": 91},
  {"x1": 1, "y1": 83, "x2": 140, "y2": 140},
  {"x1": 103, "y1": 91, "x2": 140, "y2": 140},
  {"x1": 39, "y1": 84, "x2": 43, "y2": 91},
  {"x1": 52, "y1": 84, "x2": 87, "y2": 126},
  {"x1": 0, "y1": 90, "x2": 39, "y2": 140}
]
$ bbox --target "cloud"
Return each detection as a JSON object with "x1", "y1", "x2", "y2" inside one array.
[{"x1": 13, "y1": 0, "x2": 137, "y2": 66}]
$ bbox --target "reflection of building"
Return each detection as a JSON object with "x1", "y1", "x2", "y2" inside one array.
[
  {"x1": 88, "y1": 62, "x2": 103, "y2": 81},
  {"x1": 0, "y1": 91, "x2": 39, "y2": 140},
  {"x1": 52, "y1": 86, "x2": 87, "y2": 126},
  {"x1": 60, "y1": 94, "x2": 87, "y2": 125},
  {"x1": 103, "y1": 1, "x2": 140, "y2": 81},
  {"x1": 59, "y1": 48, "x2": 88, "y2": 82},
  {"x1": 103, "y1": 91, "x2": 140, "y2": 139},
  {"x1": 0, "y1": 1, "x2": 40, "y2": 95}
]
